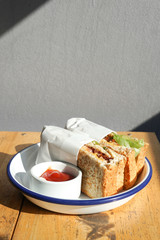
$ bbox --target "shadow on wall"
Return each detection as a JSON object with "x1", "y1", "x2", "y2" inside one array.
[
  {"x1": 0, "y1": 0, "x2": 49, "y2": 36},
  {"x1": 132, "y1": 112, "x2": 160, "y2": 142}
]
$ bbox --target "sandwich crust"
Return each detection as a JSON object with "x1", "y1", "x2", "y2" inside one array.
[
  {"x1": 104, "y1": 133, "x2": 148, "y2": 177},
  {"x1": 77, "y1": 133, "x2": 148, "y2": 198},
  {"x1": 105, "y1": 147, "x2": 126, "y2": 192},
  {"x1": 136, "y1": 143, "x2": 149, "y2": 175},
  {"x1": 100, "y1": 139, "x2": 137, "y2": 190},
  {"x1": 77, "y1": 142, "x2": 126, "y2": 198}
]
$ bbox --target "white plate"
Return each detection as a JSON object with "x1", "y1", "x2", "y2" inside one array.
[{"x1": 7, "y1": 144, "x2": 152, "y2": 214}]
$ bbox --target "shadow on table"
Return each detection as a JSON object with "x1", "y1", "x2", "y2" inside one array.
[
  {"x1": 132, "y1": 112, "x2": 160, "y2": 177},
  {"x1": 78, "y1": 213, "x2": 115, "y2": 240},
  {"x1": 0, "y1": 143, "x2": 55, "y2": 214},
  {"x1": 0, "y1": 151, "x2": 22, "y2": 211},
  {"x1": 15, "y1": 143, "x2": 38, "y2": 153},
  {"x1": 0, "y1": 144, "x2": 50, "y2": 214}
]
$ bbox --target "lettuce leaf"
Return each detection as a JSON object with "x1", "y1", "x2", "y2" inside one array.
[
  {"x1": 92, "y1": 140, "x2": 100, "y2": 145},
  {"x1": 113, "y1": 133, "x2": 144, "y2": 157}
]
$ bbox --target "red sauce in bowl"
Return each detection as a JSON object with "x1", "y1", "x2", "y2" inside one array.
[{"x1": 40, "y1": 168, "x2": 74, "y2": 182}]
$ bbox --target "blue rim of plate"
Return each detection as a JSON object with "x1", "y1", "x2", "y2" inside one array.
[{"x1": 7, "y1": 144, "x2": 152, "y2": 206}]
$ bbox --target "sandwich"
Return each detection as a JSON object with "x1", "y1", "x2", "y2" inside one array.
[
  {"x1": 77, "y1": 141, "x2": 126, "y2": 198},
  {"x1": 37, "y1": 123, "x2": 149, "y2": 199},
  {"x1": 100, "y1": 139, "x2": 137, "y2": 189},
  {"x1": 66, "y1": 118, "x2": 149, "y2": 192},
  {"x1": 103, "y1": 132, "x2": 149, "y2": 176}
]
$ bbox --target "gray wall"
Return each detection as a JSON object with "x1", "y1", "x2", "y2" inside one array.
[{"x1": 1, "y1": 0, "x2": 160, "y2": 135}]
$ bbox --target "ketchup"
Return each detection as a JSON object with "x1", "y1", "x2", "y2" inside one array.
[{"x1": 40, "y1": 168, "x2": 74, "y2": 182}]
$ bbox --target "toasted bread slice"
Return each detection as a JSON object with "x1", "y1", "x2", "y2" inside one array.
[
  {"x1": 77, "y1": 142, "x2": 126, "y2": 198},
  {"x1": 100, "y1": 139, "x2": 137, "y2": 189},
  {"x1": 104, "y1": 133, "x2": 148, "y2": 177},
  {"x1": 106, "y1": 146, "x2": 126, "y2": 192},
  {"x1": 136, "y1": 143, "x2": 149, "y2": 175}
]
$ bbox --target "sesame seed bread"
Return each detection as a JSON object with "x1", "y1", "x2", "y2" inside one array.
[
  {"x1": 100, "y1": 139, "x2": 137, "y2": 189},
  {"x1": 136, "y1": 143, "x2": 149, "y2": 175},
  {"x1": 77, "y1": 142, "x2": 126, "y2": 198},
  {"x1": 103, "y1": 133, "x2": 148, "y2": 178}
]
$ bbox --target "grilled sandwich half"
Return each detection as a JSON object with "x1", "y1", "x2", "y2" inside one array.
[
  {"x1": 100, "y1": 139, "x2": 137, "y2": 189},
  {"x1": 77, "y1": 141, "x2": 126, "y2": 198},
  {"x1": 103, "y1": 133, "x2": 149, "y2": 176}
]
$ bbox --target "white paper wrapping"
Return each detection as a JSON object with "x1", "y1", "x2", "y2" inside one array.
[
  {"x1": 35, "y1": 126, "x2": 94, "y2": 166},
  {"x1": 66, "y1": 118, "x2": 116, "y2": 142}
]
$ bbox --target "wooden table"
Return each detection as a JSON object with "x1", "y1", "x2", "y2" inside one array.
[{"x1": 0, "y1": 131, "x2": 160, "y2": 240}]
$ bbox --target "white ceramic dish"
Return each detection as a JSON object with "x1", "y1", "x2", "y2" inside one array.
[
  {"x1": 30, "y1": 161, "x2": 82, "y2": 199},
  {"x1": 7, "y1": 143, "x2": 152, "y2": 215}
]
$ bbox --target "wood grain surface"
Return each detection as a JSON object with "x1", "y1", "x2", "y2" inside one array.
[{"x1": 0, "y1": 131, "x2": 160, "y2": 240}]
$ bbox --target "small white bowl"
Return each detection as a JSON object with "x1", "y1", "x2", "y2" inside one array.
[{"x1": 30, "y1": 161, "x2": 82, "y2": 199}]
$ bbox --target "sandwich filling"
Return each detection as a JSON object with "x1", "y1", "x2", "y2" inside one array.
[
  {"x1": 104, "y1": 133, "x2": 144, "y2": 157},
  {"x1": 85, "y1": 142, "x2": 124, "y2": 165},
  {"x1": 77, "y1": 141, "x2": 126, "y2": 198}
]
